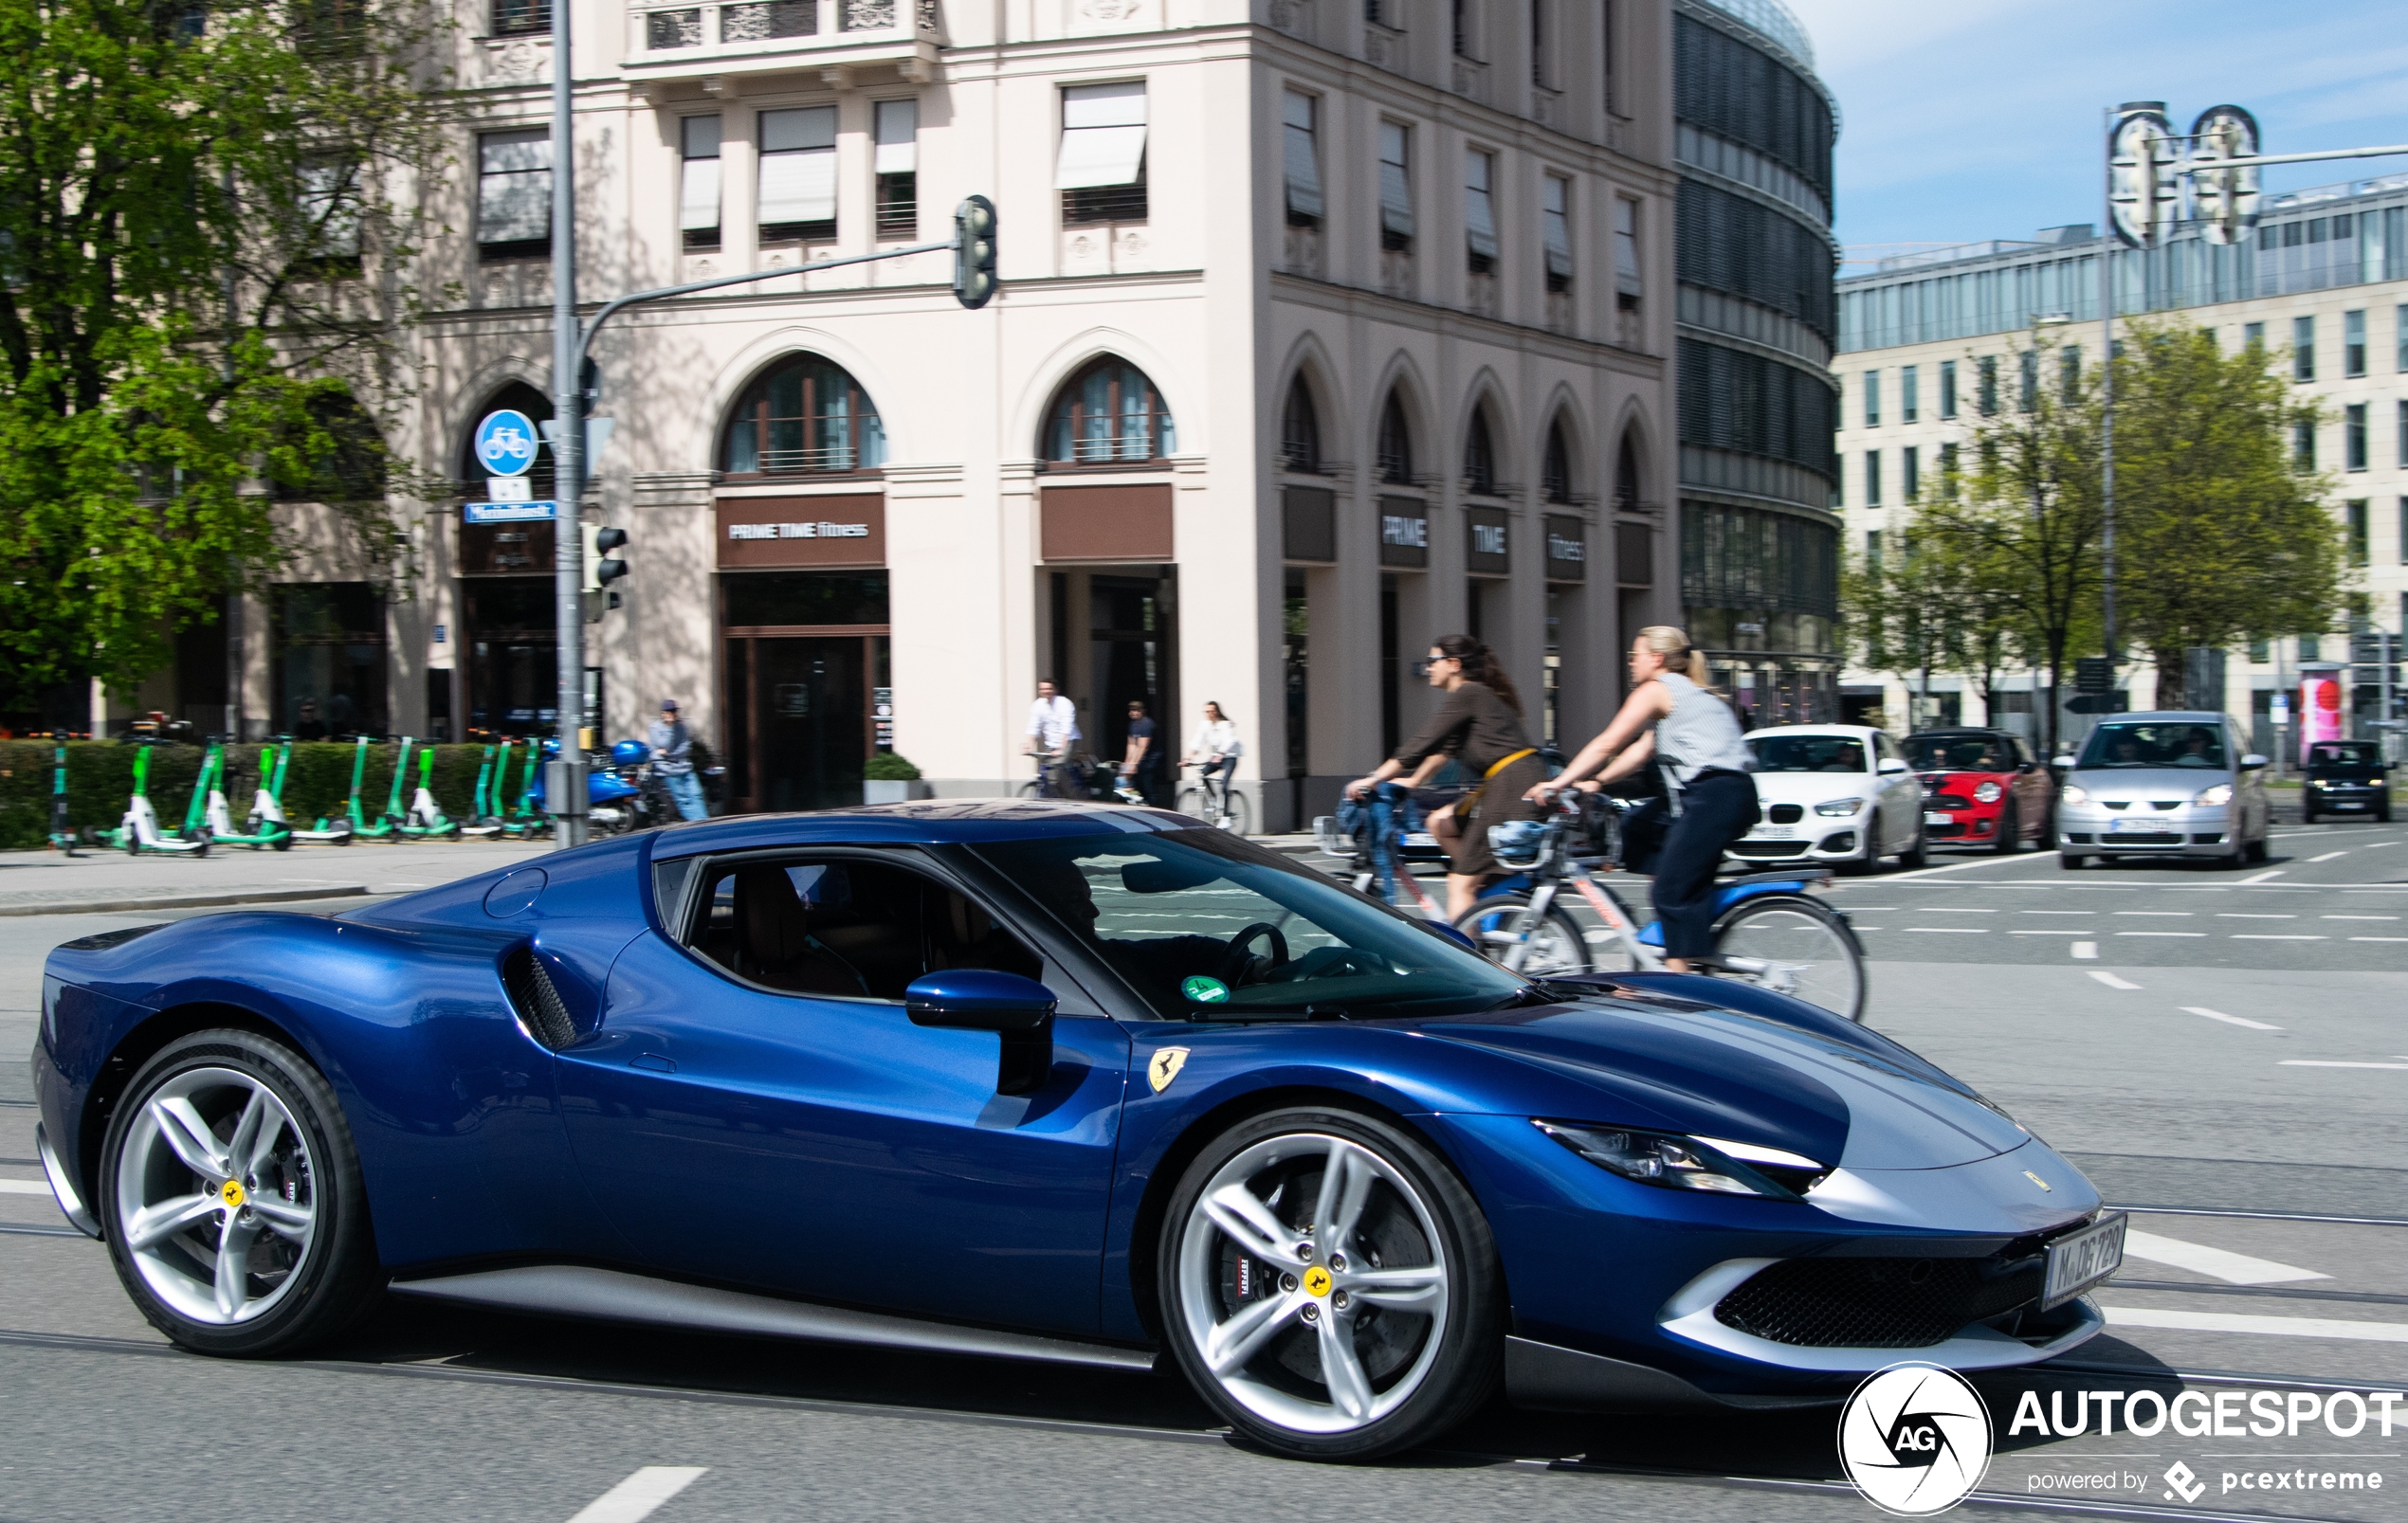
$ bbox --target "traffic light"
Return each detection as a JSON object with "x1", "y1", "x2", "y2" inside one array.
[
  {"x1": 581, "y1": 523, "x2": 629, "y2": 602},
  {"x1": 954, "y1": 195, "x2": 997, "y2": 310}
]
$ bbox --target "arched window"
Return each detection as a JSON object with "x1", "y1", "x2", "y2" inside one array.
[
  {"x1": 1541, "y1": 416, "x2": 1574, "y2": 503},
  {"x1": 722, "y1": 354, "x2": 885, "y2": 476},
  {"x1": 1463, "y1": 406, "x2": 1497, "y2": 496},
  {"x1": 1377, "y1": 390, "x2": 1414, "y2": 483},
  {"x1": 1044, "y1": 357, "x2": 1174, "y2": 464},
  {"x1": 1281, "y1": 375, "x2": 1321, "y2": 473},
  {"x1": 1614, "y1": 431, "x2": 1641, "y2": 511}
]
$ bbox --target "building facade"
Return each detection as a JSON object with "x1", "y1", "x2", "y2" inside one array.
[
  {"x1": 118, "y1": 0, "x2": 1693, "y2": 827},
  {"x1": 1670, "y1": 0, "x2": 1841, "y2": 725},
  {"x1": 1834, "y1": 171, "x2": 2408, "y2": 756}
]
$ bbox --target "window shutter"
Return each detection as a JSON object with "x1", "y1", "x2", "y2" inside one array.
[
  {"x1": 1378, "y1": 122, "x2": 1414, "y2": 238},
  {"x1": 1282, "y1": 92, "x2": 1323, "y2": 219},
  {"x1": 758, "y1": 107, "x2": 838, "y2": 225},
  {"x1": 874, "y1": 99, "x2": 919, "y2": 174},
  {"x1": 680, "y1": 117, "x2": 722, "y2": 232},
  {"x1": 1056, "y1": 82, "x2": 1148, "y2": 189},
  {"x1": 1541, "y1": 176, "x2": 1571, "y2": 280},
  {"x1": 1464, "y1": 152, "x2": 1497, "y2": 260}
]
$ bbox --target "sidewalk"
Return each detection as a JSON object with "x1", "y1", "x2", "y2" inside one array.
[{"x1": 0, "y1": 839, "x2": 554, "y2": 916}]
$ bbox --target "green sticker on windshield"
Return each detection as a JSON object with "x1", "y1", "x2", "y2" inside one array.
[{"x1": 1182, "y1": 975, "x2": 1230, "y2": 1005}]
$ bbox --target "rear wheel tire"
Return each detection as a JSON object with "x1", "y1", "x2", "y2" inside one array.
[
  {"x1": 100, "y1": 1029, "x2": 380, "y2": 1358},
  {"x1": 1709, "y1": 896, "x2": 1866, "y2": 1022},
  {"x1": 1897, "y1": 823, "x2": 1929, "y2": 872},
  {"x1": 1451, "y1": 897, "x2": 1595, "y2": 978},
  {"x1": 1158, "y1": 1107, "x2": 1504, "y2": 1461},
  {"x1": 2059, "y1": 851, "x2": 2086, "y2": 870},
  {"x1": 1992, "y1": 802, "x2": 2020, "y2": 855}
]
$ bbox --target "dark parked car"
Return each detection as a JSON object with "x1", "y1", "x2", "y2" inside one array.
[
  {"x1": 1905, "y1": 728, "x2": 2057, "y2": 854},
  {"x1": 2302, "y1": 740, "x2": 2394, "y2": 823}
]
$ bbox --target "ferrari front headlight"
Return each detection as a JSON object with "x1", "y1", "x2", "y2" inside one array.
[
  {"x1": 1534, "y1": 1121, "x2": 1828, "y2": 1199},
  {"x1": 1814, "y1": 797, "x2": 1864, "y2": 817},
  {"x1": 2194, "y1": 784, "x2": 2233, "y2": 807},
  {"x1": 1974, "y1": 781, "x2": 2003, "y2": 804},
  {"x1": 2060, "y1": 785, "x2": 2089, "y2": 806}
]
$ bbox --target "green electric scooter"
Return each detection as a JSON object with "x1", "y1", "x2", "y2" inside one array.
[
  {"x1": 46, "y1": 734, "x2": 79, "y2": 855},
  {"x1": 290, "y1": 735, "x2": 375, "y2": 843},
  {"x1": 499, "y1": 741, "x2": 550, "y2": 839},
  {"x1": 388, "y1": 738, "x2": 460, "y2": 839},
  {"x1": 458, "y1": 742, "x2": 507, "y2": 838},
  {"x1": 205, "y1": 739, "x2": 294, "y2": 850},
  {"x1": 100, "y1": 740, "x2": 210, "y2": 856}
]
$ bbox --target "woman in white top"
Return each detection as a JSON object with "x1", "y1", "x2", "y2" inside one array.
[
  {"x1": 1188, "y1": 703, "x2": 1241, "y2": 790},
  {"x1": 1528, "y1": 626, "x2": 1756, "y2": 974}
]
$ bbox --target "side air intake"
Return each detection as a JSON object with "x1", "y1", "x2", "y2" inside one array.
[{"x1": 502, "y1": 945, "x2": 577, "y2": 1050}]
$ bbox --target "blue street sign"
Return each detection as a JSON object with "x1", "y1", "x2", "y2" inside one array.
[
  {"x1": 474, "y1": 409, "x2": 540, "y2": 477},
  {"x1": 464, "y1": 499, "x2": 558, "y2": 523}
]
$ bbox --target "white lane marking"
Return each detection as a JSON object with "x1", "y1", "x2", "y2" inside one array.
[
  {"x1": 1922, "y1": 907, "x2": 1997, "y2": 914},
  {"x1": 2182, "y1": 1006, "x2": 2283, "y2": 1031},
  {"x1": 2280, "y1": 1060, "x2": 2408, "y2": 1070},
  {"x1": 2099, "y1": 1307, "x2": 2408, "y2": 1343},
  {"x1": 2325, "y1": 915, "x2": 2400, "y2": 920},
  {"x1": 2122, "y1": 1229, "x2": 2327, "y2": 1285},
  {"x1": 2366, "y1": 841, "x2": 2399, "y2": 848},
  {"x1": 2308, "y1": 851, "x2": 2348, "y2": 862},
  {"x1": 0, "y1": 1179, "x2": 54, "y2": 1196},
  {"x1": 2021, "y1": 910, "x2": 2093, "y2": 916},
  {"x1": 2115, "y1": 911, "x2": 2193, "y2": 916},
  {"x1": 2350, "y1": 935, "x2": 2408, "y2": 943},
  {"x1": 567, "y1": 1468, "x2": 708, "y2": 1523},
  {"x1": 2218, "y1": 913, "x2": 2296, "y2": 919},
  {"x1": 2010, "y1": 929, "x2": 2089, "y2": 935},
  {"x1": 2231, "y1": 934, "x2": 2326, "y2": 941},
  {"x1": 1905, "y1": 927, "x2": 1989, "y2": 934},
  {"x1": 2117, "y1": 931, "x2": 2206, "y2": 937},
  {"x1": 2240, "y1": 870, "x2": 2287, "y2": 883},
  {"x1": 2072, "y1": 942, "x2": 2099, "y2": 959},
  {"x1": 1843, "y1": 906, "x2": 1899, "y2": 911},
  {"x1": 2088, "y1": 970, "x2": 2140, "y2": 988},
  {"x1": 1868, "y1": 855, "x2": 2034, "y2": 882}
]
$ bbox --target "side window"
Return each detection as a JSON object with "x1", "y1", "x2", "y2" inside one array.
[
  {"x1": 1874, "y1": 733, "x2": 1905, "y2": 766},
  {"x1": 2014, "y1": 737, "x2": 2036, "y2": 768},
  {"x1": 686, "y1": 855, "x2": 1042, "y2": 999}
]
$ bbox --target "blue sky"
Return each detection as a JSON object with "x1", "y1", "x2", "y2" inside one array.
[{"x1": 1785, "y1": 0, "x2": 2408, "y2": 269}]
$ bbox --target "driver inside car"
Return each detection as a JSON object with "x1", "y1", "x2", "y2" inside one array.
[{"x1": 1014, "y1": 850, "x2": 1243, "y2": 1007}]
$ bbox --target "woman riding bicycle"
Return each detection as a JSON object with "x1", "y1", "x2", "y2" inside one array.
[
  {"x1": 1528, "y1": 626, "x2": 1755, "y2": 975},
  {"x1": 1344, "y1": 635, "x2": 1546, "y2": 919}
]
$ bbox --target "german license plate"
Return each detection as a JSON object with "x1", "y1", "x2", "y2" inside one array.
[
  {"x1": 2042, "y1": 1212, "x2": 2126, "y2": 1309},
  {"x1": 1925, "y1": 811, "x2": 1953, "y2": 825},
  {"x1": 2109, "y1": 817, "x2": 2162, "y2": 833},
  {"x1": 2333, "y1": 802, "x2": 2364, "y2": 810},
  {"x1": 1401, "y1": 832, "x2": 1435, "y2": 847},
  {"x1": 1753, "y1": 825, "x2": 1797, "y2": 840}
]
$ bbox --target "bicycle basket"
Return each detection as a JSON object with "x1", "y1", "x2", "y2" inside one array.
[{"x1": 1487, "y1": 819, "x2": 1552, "y2": 872}]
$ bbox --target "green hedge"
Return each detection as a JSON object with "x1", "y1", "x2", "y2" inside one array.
[{"x1": 0, "y1": 741, "x2": 536, "y2": 850}]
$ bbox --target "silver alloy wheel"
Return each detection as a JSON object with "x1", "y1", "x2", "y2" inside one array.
[
  {"x1": 115, "y1": 1065, "x2": 318, "y2": 1326},
  {"x1": 1176, "y1": 1132, "x2": 1450, "y2": 1436}
]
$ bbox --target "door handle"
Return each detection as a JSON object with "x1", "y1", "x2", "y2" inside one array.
[{"x1": 629, "y1": 1053, "x2": 677, "y2": 1074}]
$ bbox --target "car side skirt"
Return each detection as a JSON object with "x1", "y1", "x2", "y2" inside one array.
[
  {"x1": 388, "y1": 1264, "x2": 1159, "y2": 1372},
  {"x1": 1502, "y1": 1336, "x2": 1838, "y2": 1412}
]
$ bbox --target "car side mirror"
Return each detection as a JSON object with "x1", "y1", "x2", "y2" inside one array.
[
  {"x1": 2239, "y1": 753, "x2": 2269, "y2": 771},
  {"x1": 906, "y1": 970, "x2": 1056, "y2": 1096},
  {"x1": 1876, "y1": 758, "x2": 1907, "y2": 775}
]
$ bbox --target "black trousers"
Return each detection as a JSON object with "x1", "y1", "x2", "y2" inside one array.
[{"x1": 1652, "y1": 771, "x2": 1759, "y2": 959}]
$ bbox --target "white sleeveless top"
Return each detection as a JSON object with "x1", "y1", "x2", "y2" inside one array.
[{"x1": 1653, "y1": 673, "x2": 1750, "y2": 784}]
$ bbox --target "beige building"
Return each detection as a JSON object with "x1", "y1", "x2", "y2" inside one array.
[
  {"x1": 144, "y1": 0, "x2": 1691, "y2": 828},
  {"x1": 1834, "y1": 173, "x2": 2408, "y2": 757}
]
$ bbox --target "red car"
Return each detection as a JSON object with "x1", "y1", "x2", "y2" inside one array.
[{"x1": 1906, "y1": 727, "x2": 2058, "y2": 853}]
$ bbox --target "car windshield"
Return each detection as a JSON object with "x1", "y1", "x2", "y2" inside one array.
[
  {"x1": 1906, "y1": 734, "x2": 2014, "y2": 772},
  {"x1": 2077, "y1": 722, "x2": 2227, "y2": 769},
  {"x1": 2308, "y1": 742, "x2": 2381, "y2": 767},
  {"x1": 971, "y1": 828, "x2": 1526, "y2": 1020},
  {"x1": 1746, "y1": 734, "x2": 1868, "y2": 773}
]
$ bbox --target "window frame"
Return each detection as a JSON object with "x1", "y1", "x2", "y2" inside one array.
[
  {"x1": 757, "y1": 104, "x2": 840, "y2": 246},
  {"x1": 1282, "y1": 88, "x2": 1323, "y2": 229},
  {"x1": 1541, "y1": 172, "x2": 1572, "y2": 294},
  {"x1": 476, "y1": 127, "x2": 553, "y2": 261},
  {"x1": 872, "y1": 98, "x2": 920, "y2": 241},
  {"x1": 1378, "y1": 120, "x2": 1416, "y2": 252},
  {"x1": 720, "y1": 353, "x2": 888, "y2": 478},
  {"x1": 1464, "y1": 148, "x2": 1499, "y2": 275},
  {"x1": 680, "y1": 114, "x2": 723, "y2": 253},
  {"x1": 1042, "y1": 357, "x2": 1177, "y2": 469}
]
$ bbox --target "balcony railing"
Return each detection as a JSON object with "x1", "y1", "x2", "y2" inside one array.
[{"x1": 627, "y1": 0, "x2": 939, "y2": 67}]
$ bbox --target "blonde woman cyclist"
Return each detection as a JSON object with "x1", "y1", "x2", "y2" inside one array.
[{"x1": 1529, "y1": 626, "x2": 1756, "y2": 974}]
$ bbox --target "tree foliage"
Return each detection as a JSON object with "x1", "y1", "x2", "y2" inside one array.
[{"x1": 0, "y1": 0, "x2": 447, "y2": 709}]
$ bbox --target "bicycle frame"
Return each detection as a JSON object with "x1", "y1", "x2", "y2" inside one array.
[{"x1": 1314, "y1": 783, "x2": 1447, "y2": 918}]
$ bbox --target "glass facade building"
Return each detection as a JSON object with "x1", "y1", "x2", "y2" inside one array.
[{"x1": 1673, "y1": 0, "x2": 1842, "y2": 724}]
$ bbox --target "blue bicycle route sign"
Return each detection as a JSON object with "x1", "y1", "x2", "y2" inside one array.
[{"x1": 473, "y1": 409, "x2": 540, "y2": 477}]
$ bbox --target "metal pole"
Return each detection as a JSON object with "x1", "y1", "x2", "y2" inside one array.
[
  {"x1": 2099, "y1": 108, "x2": 2118, "y2": 677},
  {"x1": 549, "y1": 0, "x2": 587, "y2": 848}
]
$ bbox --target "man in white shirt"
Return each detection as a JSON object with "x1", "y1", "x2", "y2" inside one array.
[{"x1": 1025, "y1": 680, "x2": 1082, "y2": 798}]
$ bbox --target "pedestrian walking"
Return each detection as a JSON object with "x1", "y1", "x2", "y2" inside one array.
[
  {"x1": 1115, "y1": 699, "x2": 1160, "y2": 804},
  {"x1": 649, "y1": 700, "x2": 711, "y2": 821},
  {"x1": 1025, "y1": 680, "x2": 1082, "y2": 798}
]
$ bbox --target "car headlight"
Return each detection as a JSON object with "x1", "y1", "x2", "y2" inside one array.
[
  {"x1": 1974, "y1": 781, "x2": 2003, "y2": 804},
  {"x1": 1534, "y1": 1120, "x2": 1829, "y2": 1199},
  {"x1": 1814, "y1": 797, "x2": 1864, "y2": 817},
  {"x1": 2060, "y1": 785, "x2": 2089, "y2": 806},
  {"x1": 2194, "y1": 784, "x2": 2232, "y2": 807}
]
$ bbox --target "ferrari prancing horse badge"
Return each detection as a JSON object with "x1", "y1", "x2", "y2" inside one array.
[{"x1": 1147, "y1": 1046, "x2": 1191, "y2": 1093}]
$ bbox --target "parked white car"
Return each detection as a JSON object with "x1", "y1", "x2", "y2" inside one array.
[{"x1": 1731, "y1": 725, "x2": 1928, "y2": 873}]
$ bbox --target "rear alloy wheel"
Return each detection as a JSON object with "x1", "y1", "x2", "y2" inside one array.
[
  {"x1": 101, "y1": 1029, "x2": 379, "y2": 1357},
  {"x1": 1158, "y1": 1108, "x2": 1503, "y2": 1460}
]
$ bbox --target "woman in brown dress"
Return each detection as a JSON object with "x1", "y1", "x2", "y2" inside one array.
[{"x1": 1343, "y1": 634, "x2": 1546, "y2": 917}]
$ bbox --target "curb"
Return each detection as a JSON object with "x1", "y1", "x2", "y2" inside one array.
[{"x1": 0, "y1": 885, "x2": 371, "y2": 918}]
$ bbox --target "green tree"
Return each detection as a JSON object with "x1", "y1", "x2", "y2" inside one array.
[
  {"x1": 2109, "y1": 319, "x2": 2344, "y2": 709},
  {"x1": 0, "y1": 0, "x2": 445, "y2": 712}
]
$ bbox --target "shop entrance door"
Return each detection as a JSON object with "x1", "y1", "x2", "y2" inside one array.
[{"x1": 725, "y1": 635, "x2": 885, "y2": 813}]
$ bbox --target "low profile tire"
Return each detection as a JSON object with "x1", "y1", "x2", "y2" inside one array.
[
  {"x1": 1158, "y1": 1106, "x2": 1505, "y2": 1461},
  {"x1": 2301, "y1": 806, "x2": 2316, "y2": 825},
  {"x1": 1897, "y1": 822, "x2": 1929, "y2": 871},
  {"x1": 2245, "y1": 834, "x2": 2270, "y2": 864},
  {"x1": 100, "y1": 1029, "x2": 379, "y2": 1358},
  {"x1": 2059, "y1": 851, "x2": 2086, "y2": 870}
]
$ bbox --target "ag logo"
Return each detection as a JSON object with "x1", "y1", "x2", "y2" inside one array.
[
  {"x1": 1146, "y1": 1046, "x2": 1190, "y2": 1094},
  {"x1": 1836, "y1": 1362, "x2": 1992, "y2": 1516}
]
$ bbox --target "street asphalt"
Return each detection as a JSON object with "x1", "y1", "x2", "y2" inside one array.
[{"x1": 1, "y1": 810, "x2": 2401, "y2": 1521}]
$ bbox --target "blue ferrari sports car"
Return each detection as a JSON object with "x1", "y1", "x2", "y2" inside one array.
[{"x1": 31, "y1": 802, "x2": 2122, "y2": 1460}]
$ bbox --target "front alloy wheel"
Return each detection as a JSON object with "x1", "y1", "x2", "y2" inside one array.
[{"x1": 1159, "y1": 1109, "x2": 1502, "y2": 1460}]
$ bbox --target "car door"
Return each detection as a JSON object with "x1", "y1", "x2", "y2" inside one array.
[
  {"x1": 1873, "y1": 733, "x2": 1919, "y2": 850},
  {"x1": 2011, "y1": 736, "x2": 2052, "y2": 836},
  {"x1": 554, "y1": 847, "x2": 1131, "y2": 1336}
]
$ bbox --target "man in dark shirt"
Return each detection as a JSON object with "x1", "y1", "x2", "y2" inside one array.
[
  {"x1": 1116, "y1": 700, "x2": 1160, "y2": 805},
  {"x1": 292, "y1": 700, "x2": 329, "y2": 741}
]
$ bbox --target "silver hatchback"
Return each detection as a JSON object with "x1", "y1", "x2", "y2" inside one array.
[{"x1": 2052, "y1": 711, "x2": 2271, "y2": 869}]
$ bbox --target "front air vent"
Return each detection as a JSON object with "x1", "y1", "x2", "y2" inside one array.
[{"x1": 502, "y1": 945, "x2": 577, "y2": 1050}]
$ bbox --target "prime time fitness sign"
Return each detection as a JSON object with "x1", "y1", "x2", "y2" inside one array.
[{"x1": 716, "y1": 495, "x2": 885, "y2": 570}]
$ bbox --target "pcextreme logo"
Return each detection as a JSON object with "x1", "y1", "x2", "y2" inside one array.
[{"x1": 1838, "y1": 1363, "x2": 1994, "y2": 1516}]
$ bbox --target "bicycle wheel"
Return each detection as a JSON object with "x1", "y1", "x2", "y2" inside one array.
[
  {"x1": 1452, "y1": 897, "x2": 1592, "y2": 978},
  {"x1": 1174, "y1": 787, "x2": 1209, "y2": 822},
  {"x1": 1016, "y1": 780, "x2": 1042, "y2": 800},
  {"x1": 1709, "y1": 896, "x2": 1865, "y2": 1022},
  {"x1": 1218, "y1": 788, "x2": 1252, "y2": 835}
]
